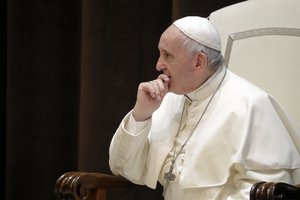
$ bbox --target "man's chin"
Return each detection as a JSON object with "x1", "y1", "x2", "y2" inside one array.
[{"x1": 169, "y1": 88, "x2": 185, "y2": 95}]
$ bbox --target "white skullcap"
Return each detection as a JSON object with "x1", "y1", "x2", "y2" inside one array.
[{"x1": 173, "y1": 16, "x2": 221, "y2": 51}]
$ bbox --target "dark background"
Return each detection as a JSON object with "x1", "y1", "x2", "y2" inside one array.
[{"x1": 2, "y1": 0, "x2": 244, "y2": 199}]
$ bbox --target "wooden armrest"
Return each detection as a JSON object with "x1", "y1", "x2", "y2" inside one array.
[
  {"x1": 250, "y1": 181, "x2": 300, "y2": 200},
  {"x1": 54, "y1": 171, "x2": 135, "y2": 200}
]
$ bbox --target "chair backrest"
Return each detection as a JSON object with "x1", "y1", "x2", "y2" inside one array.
[{"x1": 209, "y1": 0, "x2": 300, "y2": 126}]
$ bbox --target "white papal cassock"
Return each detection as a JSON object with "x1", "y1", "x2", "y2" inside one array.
[{"x1": 109, "y1": 65, "x2": 300, "y2": 200}]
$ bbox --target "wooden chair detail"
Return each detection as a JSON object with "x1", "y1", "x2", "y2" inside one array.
[
  {"x1": 54, "y1": 172, "x2": 135, "y2": 200},
  {"x1": 250, "y1": 181, "x2": 300, "y2": 200}
]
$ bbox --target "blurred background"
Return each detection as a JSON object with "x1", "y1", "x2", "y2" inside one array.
[{"x1": 1, "y1": 0, "x2": 244, "y2": 199}]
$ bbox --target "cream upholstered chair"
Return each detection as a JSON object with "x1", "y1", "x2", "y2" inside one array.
[
  {"x1": 209, "y1": 0, "x2": 300, "y2": 199},
  {"x1": 209, "y1": 0, "x2": 300, "y2": 126},
  {"x1": 55, "y1": 1, "x2": 300, "y2": 200}
]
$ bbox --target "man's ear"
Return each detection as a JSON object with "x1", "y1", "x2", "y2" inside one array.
[{"x1": 195, "y1": 52, "x2": 208, "y2": 70}]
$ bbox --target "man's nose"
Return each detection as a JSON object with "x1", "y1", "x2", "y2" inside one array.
[{"x1": 156, "y1": 58, "x2": 166, "y2": 71}]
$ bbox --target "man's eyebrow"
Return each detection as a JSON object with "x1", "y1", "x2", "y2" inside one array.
[
  {"x1": 160, "y1": 48, "x2": 170, "y2": 54},
  {"x1": 158, "y1": 46, "x2": 173, "y2": 57}
]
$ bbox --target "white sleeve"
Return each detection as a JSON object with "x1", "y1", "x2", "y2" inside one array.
[
  {"x1": 109, "y1": 111, "x2": 152, "y2": 185},
  {"x1": 125, "y1": 113, "x2": 149, "y2": 135}
]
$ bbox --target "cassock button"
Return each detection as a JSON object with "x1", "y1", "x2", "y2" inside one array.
[
  {"x1": 181, "y1": 155, "x2": 185, "y2": 163},
  {"x1": 178, "y1": 167, "x2": 183, "y2": 175}
]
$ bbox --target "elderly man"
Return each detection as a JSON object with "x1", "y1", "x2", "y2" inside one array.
[{"x1": 109, "y1": 16, "x2": 300, "y2": 200}]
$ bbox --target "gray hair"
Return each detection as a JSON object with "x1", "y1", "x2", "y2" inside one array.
[{"x1": 178, "y1": 33, "x2": 224, "y2": 71}]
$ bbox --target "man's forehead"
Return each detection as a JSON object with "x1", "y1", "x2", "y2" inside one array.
[
  {"x1": 158, "y1": 26, "x2": 181, "y2": 48},
  {"x1": 162, "y1": 25, "x2": 181, "y2": 38}
]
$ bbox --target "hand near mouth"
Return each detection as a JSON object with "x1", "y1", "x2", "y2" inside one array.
[{"x1": 132, "y1": 74, "x2": 170, "y2": 121}]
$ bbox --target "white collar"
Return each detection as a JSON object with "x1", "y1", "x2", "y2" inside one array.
[{"x1": 185, "y1": 65, "x2": 226, "y2": 102}]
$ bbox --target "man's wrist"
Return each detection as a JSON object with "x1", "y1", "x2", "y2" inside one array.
[{"x1": 132, "y1": 110, "x2": 151, "y2": 122}]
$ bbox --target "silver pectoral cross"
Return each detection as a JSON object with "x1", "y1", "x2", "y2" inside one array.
[{"x1": 162, "y1": 164, "x2": 176, "y2": 197}]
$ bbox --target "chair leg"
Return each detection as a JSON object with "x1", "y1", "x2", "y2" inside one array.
[{"x1": 95, "y1": 189, "x2": 106, "y2": 200}]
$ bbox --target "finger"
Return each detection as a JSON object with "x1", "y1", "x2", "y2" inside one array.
[
  {"x1": 155, "y1": 79, "x2": 168, "y2": 95},
  {"x1": 156, "y1": 79, "x2": 165, "y2": 91},
  {"x1": 149, "y1": 81, "x2": 161, "y2": 99},
  {"x1": 158, "y1": 74, "x2": 170, "y2": 83},
  {"x1": 139, "y1": 82, "x2": 158, "y2": 99},
  {"x1": 158, "y1": 74, "x2": 170, "y2": 90}
]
